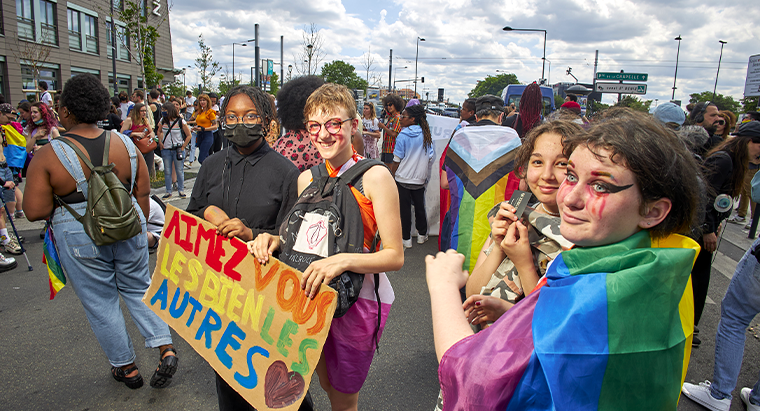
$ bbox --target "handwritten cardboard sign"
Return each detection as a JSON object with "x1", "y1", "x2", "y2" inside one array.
[{"x1": 142, "y1": 205, "x2": 337, "y2": 410}]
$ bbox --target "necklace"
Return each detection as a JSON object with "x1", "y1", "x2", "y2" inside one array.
[{"x1": 539, "y1": 203, "x2": 560, "y2": 217}]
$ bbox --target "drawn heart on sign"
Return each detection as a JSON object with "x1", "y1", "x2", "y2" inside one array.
[{"x1": 264, "y1": 360, "x2": 305, "y2": 409}]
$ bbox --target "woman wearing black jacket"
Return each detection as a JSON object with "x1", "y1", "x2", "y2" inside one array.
[{"x1": 692, "y1": 121, "x2": 760, "y2": 346}]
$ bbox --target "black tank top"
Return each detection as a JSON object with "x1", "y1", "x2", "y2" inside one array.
[{"x1": 57, "y1": 131, "x2": 131, "y2": 204}]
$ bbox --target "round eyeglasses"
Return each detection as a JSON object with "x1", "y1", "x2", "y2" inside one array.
[
  {"x1": 305, "y1": 118, "x2": 352, "y2": 136},
  {"x1": 221, "y1": 112, "x2": 262, "y2": 129}
]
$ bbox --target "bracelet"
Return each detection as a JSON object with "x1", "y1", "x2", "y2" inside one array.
[{"x1": 199, "y1": 126, "x2": 205, "y2": 132}]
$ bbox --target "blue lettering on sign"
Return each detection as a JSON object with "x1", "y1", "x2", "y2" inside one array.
[
  {"x1": 215, "y1": 321, "x2": 246, "y2": 369},
  {"x1": 195, "y1": 308, "x2": 222, "y2": 349},
  {"x1": 234, "y1": 345, "x2": 270, "y2": 389},
  {"x1": 169, "y1": 288, "x2": 190, "y2": 319},
  {"x1": 149, "y1": 278, "x2": 169, "y2": 310}
]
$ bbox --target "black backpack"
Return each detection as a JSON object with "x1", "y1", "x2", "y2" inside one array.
[{"x1": 279, "y1": 159, "x2": 384, "y2": 319}]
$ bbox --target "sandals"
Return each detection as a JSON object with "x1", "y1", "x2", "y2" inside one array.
[
  {"x1": 150, "y1": 347, "x2": 178, "y2": 389},
  {"x1": 111, "y1": 365, "x2": 144, "y2": 389}
]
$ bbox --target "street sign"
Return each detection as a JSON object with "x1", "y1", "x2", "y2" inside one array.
[
  {"x1": 267, "y1": 60, "x2": 274, "y2": 76},
  {"x1": 594, "y1": 82, "x2": 647, "y2": 94},
  {"x1": 744, "y1": 54, "x2": 760, "y2": 97},
  {"x1": 596, "y1": 72, "x2": 648, "y2": 82}
]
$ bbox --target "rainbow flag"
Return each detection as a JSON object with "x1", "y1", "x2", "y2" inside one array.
[
  {"x1": 2, "y1": 124, "x2": 27, "y2": 169},
  {"x1": 438, "y1": 231, "x2": 699, "y2": 410},
  {"x1": 442, "y1": 125, "x2": 521, "y2": 272},
  {"x1": 43, "y1": 224, "x2": 66, "y2": 299}
]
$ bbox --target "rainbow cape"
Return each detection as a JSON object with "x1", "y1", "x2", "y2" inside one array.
[
  {"x1": 442, "y1": 125, "x2": 521, "y2": 272},
  {"x1": 438, "y1": 231, "x2": 699, "y2": 410},
  {"x1": 43, "y1": 223, "x2": 65, "y2": 299},
  {"x1": 2, "y1": 124, "x2": 27, "y2": 169}
]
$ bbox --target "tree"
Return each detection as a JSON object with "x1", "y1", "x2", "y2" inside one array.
[
  {"x1": 109, "y1": 0, "x2": 168, "y2": 88},
  {"x1": 689, "y1": 91, "x2": 741, "y2": 113},
  {"x1": 468, "y1": 74, "x2": 520, "y2": 98},
  {"x1": 9, "y1": 32, "x2": 52, "y2": 96},
  {"x1": 741, "y1": 96, "x2": 758, "y2": 114},
  {"x1": 268, "y1": 72, "x2": 280, "y2": 95},
  {"x1": 195, "y1": 34, "x2": 220, "y2": 92},
  {"x1": 615, "y1": 95, "x2": 652, "y2": 112},
  {"x1": 320, "y1": 60, "x2": 368, "y2": 91},
  {"x1": 293, "y1": 23, "x2": 324, "y2": 76}
]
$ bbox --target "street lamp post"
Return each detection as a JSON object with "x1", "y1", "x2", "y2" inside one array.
[
  {"x1": 232, "y1": 39, "x2": 254, "y2": 85},
  {"x1": 713, "y1": 40, "x2": 728, "y2": 101},
  {"x1": 307, "y1": 44, "x2": 314, "y2": 75},
  {"x1": 414, "y1": 37, "x2": 425, "y2": 97},
  {"x1": 393, "y1": 66, "x2": 408, "y2": 93},
  {"x1": 287, "y1": 65, "x2": 293, "y2": 81},
  {"x1": 503, "y1": 26, "x2": 547, "y2": 84},
  {"x1": 543, "y1": 58, "x2": 552, "y2": 84},
  {"x1": 672, "y1": 35, "x2": 682, "y2": 101},
  {"x1": 182, "y1": 68, "x2": 186, "y2": 93}
]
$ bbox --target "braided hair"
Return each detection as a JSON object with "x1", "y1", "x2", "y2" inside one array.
[
  {"x1": 220, "y1": 85, "x2": 275, "y2": 135},
  {"x1": 404, "y1": 104, "x2": 432, "y2": 150},
  {"x1": 518, "y1": 82, "x2": 543, "y2": 138}
]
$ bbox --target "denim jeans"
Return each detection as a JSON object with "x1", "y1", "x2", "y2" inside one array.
[
  {"x1": 161, "y1": 148, "x2": 184, "y2": 193},
  {"x1": 51, "y1": 200, "x2": 172, "y2": 367},
  {"x1": 710, "y1": 237, "x2": 760, "y2": 404},
  {"x1": 185, "y1": 131, "x2": 197, "y2": 163},
  {"x1": 196, "y1": 130, "x2": 214, "y2": 164}
]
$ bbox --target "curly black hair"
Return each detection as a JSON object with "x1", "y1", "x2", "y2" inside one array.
[
  {"x1": 60, "y1": 74, "x2": 110, "y2": 124},
  {"x1": 221, "y1": 85, "x2": 275, "y2": 135},
  {"x1": 381, "y1": 94, "x2": 405, "y2": 114},
  {"x1": 276, "y1": 75, "x2": 325, "y2": 131}
]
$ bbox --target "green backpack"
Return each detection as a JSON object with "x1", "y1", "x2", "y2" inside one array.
[{"x1": 55, "y1": 131, "x2": 143, "y2": 246}]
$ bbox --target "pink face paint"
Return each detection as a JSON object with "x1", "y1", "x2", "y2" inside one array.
[{"x1": 591, "y1": 171, "x2": 615, "y2": 180}]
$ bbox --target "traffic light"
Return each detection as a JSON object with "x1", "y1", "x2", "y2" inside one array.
[{"x1": 421, "y1": 77, "x2": 424, "y2": 83}]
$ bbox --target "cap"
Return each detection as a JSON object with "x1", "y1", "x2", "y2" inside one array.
[
  {"x1": 736, "y1": 121, "x2": 760, "y2": 139},
  {"x1": 0, "y1": 103, "x2": 14, "y2": 114},
  {"x1": 560, "y1": 101, "x2": 581, "y2": 114},
  {"x1": 405, "y1": 98, "x2": 420, "y2": 108},
  {"x1": 475, "y1": 95, "x2": 503, "y2": 112},
  {"x1": 653, "y1": 102, "x2": 686, "y2": 129}
]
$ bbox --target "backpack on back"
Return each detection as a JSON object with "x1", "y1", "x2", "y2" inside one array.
[
  {"x1": 55, "y1": 131, "x2": 143, "y2": 246},
  {"x1": 279, "y1": 159, "x2": 383, "y2": 318}
]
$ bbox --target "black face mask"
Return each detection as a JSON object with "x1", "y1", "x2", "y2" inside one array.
[{"x1": 224, "y1": 124, "x2": 265, "y2": 148}]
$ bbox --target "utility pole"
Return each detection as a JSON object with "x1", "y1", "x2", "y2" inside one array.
[
  {"x1": 254, "y1": 24, "x2": 260, "y2": 88},
  {"x1": 388, "y1": 49, "x2": 392, "y2": 96},
  {"x1": 280, "y1": 36, "x2": 284, "y2": 89},
  {"x1": 110, "y1": 0, "x2": 118, "y2": 95}
]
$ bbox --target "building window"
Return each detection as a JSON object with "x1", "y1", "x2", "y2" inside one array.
[
  {"x1": 84, "y1": 15, "x2": 98, "y2": 54},
  {"x1": 71, "y1": 67, "x2": 99, "y2": 78},
  {"x1": 21, "y1": 63, "x2": 59, "y2": 101},
  {"x1": 67, "y1": 9, "x2": 81, "y2": 50},
  {"x1": 106, "y1": 21, "x2": 130, "y2": 61},
  {"x1": 112, "y1": 0, "x2": 122, "y2": 11},
  {"x1": 139, "y1": 0, "x2": 147, "y2": 18},
  {"x1": 108, "y1": 73, "x2": 130, "y2": 96},
  {"x1": 16, "y1": 0, "x2": 34, "y2": 41},
  {"x1": 39, "y1": 0, "x2": 57, "y2": 45}
]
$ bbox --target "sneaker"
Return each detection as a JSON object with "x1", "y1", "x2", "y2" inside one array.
[
  {"x1": 0, "y1": 252, "x2": 17, "y2": 272},
  {"x1": 741, "y1": 388, "x2": 760, "y2": 411},
  {"x1": 3, "y1": 237, "x2": 21, "y2": 255},
  {"x1": 178, "y1": 192, "x2": 186, "y2": 199},
  {"x1": 693, "y1": 335, "x2": 702, "y2": 348},
  {"x1": 10, "y1": 232, "x2": 23, "y2": 244},
  {"x1": 14, "y1": 210, "x2": 24, "y2": 219},
  {"x1": 402, "y1": 238, "x2": 412, "y2": 249},
  {"x1": 747, "y1": 222, "x2": 754, "y2": 230},
  {"x1": 681, "y1": 381, "x2": 730, "y2": 411},
  {"x1": 162, "y1": 193, "x2": 172, "y2": 200},
  {"x1": 728, "y1": 215, "x2": 747, "y2": 224},
  {"x1": 417, "y1": 234, "x2": 428, "y2": 244}
]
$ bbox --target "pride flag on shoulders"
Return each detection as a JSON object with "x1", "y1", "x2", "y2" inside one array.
[
  {"x1": 442, "y1": 125, "x2": 521, "y2": 272},
  {"x1": 2, "y1": 124, "x2": 27, "y2": 169},
  {"x1": 43, "y1": 224, "x2": 65, "y2": 299},
  {"x1": 438, "y1": 231, "x2": 699, "y2": 410}
]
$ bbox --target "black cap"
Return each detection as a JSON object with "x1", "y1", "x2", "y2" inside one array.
[
  {"x1": 736, "y1": 121, "x2": 760, "y2": 139},
  {"x1": 475, "y1": 95, "x2": 504, "y2": 112}
]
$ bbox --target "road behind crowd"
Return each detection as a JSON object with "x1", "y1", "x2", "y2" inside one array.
[{"x1": 0, "y1": 166, "x2": 758, "y2": 410}]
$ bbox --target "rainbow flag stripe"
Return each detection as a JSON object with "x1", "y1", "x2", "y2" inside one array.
[
  {"x1": 43, "y1": 225, "x2": 65, "y2": 299},
  {"x1": 2, "y1": 124, "x2": 27, "y2": 169},
  {"x1": 442, "y1": 125, "x2": 521, "y2": 272},
  {"x1": 439, "y1": 231, "x2": 698, "y2": 410}
]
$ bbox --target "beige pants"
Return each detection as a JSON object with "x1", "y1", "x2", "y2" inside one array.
[{"x1": 738, "y1": 168, "x2": 759, "y2": 219}]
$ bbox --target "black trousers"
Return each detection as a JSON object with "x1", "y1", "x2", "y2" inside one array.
[
  {"x1": 397, "y1": 182, "x2": 428, "y2": 241},
  {"x1": 216, "y1": 372, "x2": 314, "y2": 411},
  {"x1": 691, "y1": 238, "x2": 713, "y2": 326}
]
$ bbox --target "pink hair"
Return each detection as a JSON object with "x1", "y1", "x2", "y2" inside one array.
[{"x1": 29, "y1": 102, "x2": 58, "y2": 134}]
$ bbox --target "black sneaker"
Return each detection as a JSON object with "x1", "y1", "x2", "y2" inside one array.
[{"x1": 692, "y1": 335, "x2": 701, "y2": 348}]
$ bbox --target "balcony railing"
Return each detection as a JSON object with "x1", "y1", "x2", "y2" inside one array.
[
  {"x1": 40, "y1": 22, "x2": 57, "y2": 45},
  {"x1": 68, "y1": 30, "x2": 81, "y2": 50},
  {"x1": 85, "y1": 35, "x2": 98, "y2": 54},
  {"x1": 17, "y1": 17, "x2": 34, "y2": 41}
]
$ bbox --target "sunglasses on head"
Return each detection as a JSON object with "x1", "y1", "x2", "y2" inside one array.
[{"x1": 716, "y1": 120, "x2": 726, "y2": 125}]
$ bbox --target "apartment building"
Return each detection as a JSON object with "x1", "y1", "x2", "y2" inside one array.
[{"x1": 0, "y1": 0, "x2": 176, "y2": 104}]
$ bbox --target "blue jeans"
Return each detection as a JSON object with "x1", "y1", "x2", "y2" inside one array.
[
  {"x1": 196, "y1": 130, "x2": 214, "y2": 164},
  {"x1": 51, "y1": 202, "x2": 172, "y2": 367},
  {"x1": 710, "y1": 237, "x2": 760, "y2": 403},
  {"x1": 161, "y1": 148, "x2": 184, "y2": 194},
  {"x1": 185, "y1": 131, "x2": 197, "y2": 163}
]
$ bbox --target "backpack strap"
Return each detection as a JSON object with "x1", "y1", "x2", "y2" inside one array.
[
  {"x1": 110, "y1": 130, "x2": 138, "y2": 194},
  {"x1": 50, "y1": 136, "x2": 92, "y2": 200}
]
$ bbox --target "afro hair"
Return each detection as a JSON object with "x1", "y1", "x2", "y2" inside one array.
[
  {"x1": 381, "y1": 94, "x2": 405, "y2": 114},
  {"x1": 60, "y1": 74, "x2": 111, "y2": 124},
  {"x1": 276, "y1": 75, "x2": 325, "y2": 131}
]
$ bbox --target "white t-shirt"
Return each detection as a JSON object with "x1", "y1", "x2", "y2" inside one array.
[
  {"x1": 362, "y1": 118, "x2": 379, "y2": 135},
  {"x1": 185, "y1": 96, "x2": 196, "y2": 115},
  {"x1": 119, "y1": 101, "x2": 134, "y2": 121},
  {"x1": 41, "y1": 91, "x2": 53, "y2": 107},
  {"x1": 147, "y1": 197, "x2": 165, "y2": 237}
]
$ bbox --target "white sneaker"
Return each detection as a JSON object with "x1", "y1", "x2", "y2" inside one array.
[
  {"x1": 0, "y1": 252, "x2": 17, "y2": 272},
  {"x1": 417, "y1": 234, "x2": 428, "y2": 244},
  {"x1": 402, "y1": 238, "x2": 412, "y2": 249},
  {"x1": 742, "y1": 388, "x2": 760, "y2": 411},
  {"x1": 681, "y1": 381, "x2": 730, "y2": 411},
  {"x1": 728, "y1": 215, "x2": 747, "y2": 224}
]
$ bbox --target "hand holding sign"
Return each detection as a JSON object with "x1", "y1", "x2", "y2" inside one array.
[{"x1": 143, "y1": 205, "x2": 337, "y2": 410}]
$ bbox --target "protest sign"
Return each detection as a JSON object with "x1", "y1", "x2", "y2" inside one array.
[{"x1": 143, "y1": 205, "x2": 337, "y2": 410}]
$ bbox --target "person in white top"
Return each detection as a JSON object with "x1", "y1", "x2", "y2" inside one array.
[
  {"x1": 184, "y1": 91, "x2": 196, "y2": 121},
  {"x1": 39, "y1": 81, "x2": 53, "y2": 107}
]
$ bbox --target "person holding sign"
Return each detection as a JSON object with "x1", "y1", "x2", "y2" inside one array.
[
  {"x1": 23, "y1": 74, "x2": 178, "y2": 390},
  {"x1": 186, "y1": 85, "x2": 303, "y2": 410},
  {"x1": 249, "y1": 83, "x2": 404, "y2": 411}
]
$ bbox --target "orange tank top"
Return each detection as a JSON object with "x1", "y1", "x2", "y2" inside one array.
[{"x1": 325, "y1": 155, "x2": 379, "y2": 251}]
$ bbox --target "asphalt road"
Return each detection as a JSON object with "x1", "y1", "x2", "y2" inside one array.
[{"x1": 1, "y1": 184, "x2": 759, "y2": 410}]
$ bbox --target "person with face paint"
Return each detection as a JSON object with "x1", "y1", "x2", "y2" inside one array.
[{"x1": 185, "y1": 86, "x2": 302, "y2": 410}]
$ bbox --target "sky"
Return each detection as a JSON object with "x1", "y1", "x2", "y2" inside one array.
[{"x1": 167, "y1": 0, "x2": 758, "y2": 107}]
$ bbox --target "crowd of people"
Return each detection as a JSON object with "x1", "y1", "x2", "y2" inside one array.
[{"x1": 9, "y1": 71, "x2": 760, "y2": 411}]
